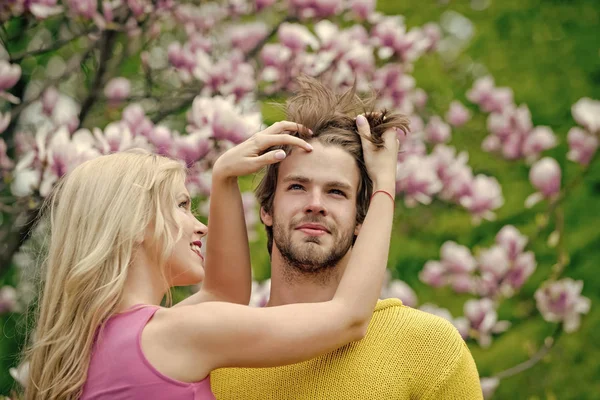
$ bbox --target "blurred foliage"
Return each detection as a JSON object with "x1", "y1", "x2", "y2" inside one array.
[{"x1": 1, "y1": 0, "x2": 600, "y2": 398}]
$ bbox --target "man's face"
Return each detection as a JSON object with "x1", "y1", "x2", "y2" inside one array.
[{"x1": 261, "y1": 141, "x2": 361, "y2": 272}]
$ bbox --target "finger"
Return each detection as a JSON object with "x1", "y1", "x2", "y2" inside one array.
[
  {"x1": 263, "y1": 121, "x2": 313, "y2": 136},
  {"x1": 254, "y1": 149, "x2": 288, "y2": 166},
  {"x1": 256, "y1": 133, "x2": 313, "y2": 152},
  {"x1": 356, "y1": 114, "x2": 371, "y2": 138}
]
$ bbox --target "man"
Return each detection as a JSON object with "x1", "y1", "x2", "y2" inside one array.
[{"x1": 211, "y1": 77, "x2": 483, "y2": 399}]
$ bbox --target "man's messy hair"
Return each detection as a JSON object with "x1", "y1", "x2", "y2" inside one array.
[{"x1": 256, "y1": 76, "x2": 410, "y2": 255}]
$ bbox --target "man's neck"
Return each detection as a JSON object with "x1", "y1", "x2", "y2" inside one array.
[{"x1": 267, "y1": 246, "x2": 351, "y2": 306}]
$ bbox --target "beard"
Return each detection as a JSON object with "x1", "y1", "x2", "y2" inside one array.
[{"x1": 273, "y1": 215, "x2": 355, "y2": 274}]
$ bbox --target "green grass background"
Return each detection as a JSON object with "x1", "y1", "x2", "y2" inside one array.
[{"x1": 1, "y1": 0, "x2": 599, "y2": 398}]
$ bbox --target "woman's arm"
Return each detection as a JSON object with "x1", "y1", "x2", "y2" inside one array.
[
  {"x1": 159, "y1": 117, "x2": 401, "y2": 379},
  {"x1": 175, "y1": 122, "x2": 313, "y2": 307}
]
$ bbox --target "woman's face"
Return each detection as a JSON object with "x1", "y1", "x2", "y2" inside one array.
[{"x1": 164, "y1": 181, "x2": 208, "y2": 286}]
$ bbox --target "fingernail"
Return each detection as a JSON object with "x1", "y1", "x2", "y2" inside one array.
[
  {"x1": 356, "y1": 115, "x2": 367, "y2": 126},
  {"x1": 275, "y1": 151, "x2": 286, "y2": 160},
  {"x1": 306, "y1": 143, "x2": 313, "y2": 150},
  {"x1": 309, "y1": 129, "x2": 314, "y2": 135}
]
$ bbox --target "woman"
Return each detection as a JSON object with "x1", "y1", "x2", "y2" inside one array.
[{"x1": 24, "y1": 118, "x2": 399, "y2": 399}]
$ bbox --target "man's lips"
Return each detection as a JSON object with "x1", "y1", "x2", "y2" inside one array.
[{"x1": 295, "y1": 223, "x2": 330, "y2": 236}]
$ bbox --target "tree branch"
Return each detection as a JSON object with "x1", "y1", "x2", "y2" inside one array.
[
  {"x1": 9, "y1": 27, "x2": 97, "y2": 63},
  {"x1": 0, "y1": 207, "x2": 41, "y2": 279},
  {"x1": 77, "y1": 29, "x2": 118, "y2": 128},
  {"x1": 493, "y1": 326, "x2": 562, "y2": 380}
]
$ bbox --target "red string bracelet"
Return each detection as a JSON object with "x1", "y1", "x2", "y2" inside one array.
[{"x1": 370, "y1": 189, "x2": 395, "y2": 203}]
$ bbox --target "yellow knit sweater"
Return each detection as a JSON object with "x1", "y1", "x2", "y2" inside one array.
[{"x1": 211, "y1": 298, "x2": 483, "y2": 400}]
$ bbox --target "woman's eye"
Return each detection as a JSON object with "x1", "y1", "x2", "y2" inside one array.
[{"x1": 178, "y1": 201, "x2": 189, "y2": 209}]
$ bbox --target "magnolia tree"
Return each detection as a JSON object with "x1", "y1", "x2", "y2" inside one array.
[{"x1": 0, "y1": 0, "x2": 597, "y2": 398}]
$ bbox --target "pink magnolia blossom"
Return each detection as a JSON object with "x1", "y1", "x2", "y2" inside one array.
[
  {"x1": 28, "y1": 0, "x2": 63, "y2": 18},
  {"x1": 478, "y1": 245, "x2": 510, "y2": 279},
  {"x1": 0, "y1": 286, "x2": 18, "y2": 313},
  {"x1": 567, "y1": 127, "x2": 598, "y2": 166},
  {"x1": 0, "y1": 60, "x2": 21, "y2": 103},
  {"x1": 250, "y1": 279, "x2": 271, "y2": 307},
  {"x1": 496, "y1": 225, "x2": 528, "y2": 260},
  {"x1": 40, "y1": 127, "x2": 100, "y2": 196},
  {"x1": 419, "y1": 260, "x2": 446, "y2": 288},
  {"x1": 572, "y1": 97, "x2": 600, "y2": 134},
  {"x1": 104, "y1": 77, "x2": 131, "y2": 102},
  {"x1": 229, "y1": 22, "x2": 269, "y2": 53},
  {"x1": 67, "y1": 0, "x2": 96, "y2": 18},
  {"x1": 289, "y1": 0, "x2": 343, "y2": 19},
  {"x1": 121, "y1": 104, "x2": 154, "y2": 137},
  {"x1": 255, "y1": 0, "x2": 276, "y2": 11},
  {"x1": 467, "y1": 76, "x2": 514, "y2": 114},
  {"x1": 172, "y1": 131, "x2": 211, "y2": 168},
  {"x1": 522, "y1": 126, "x2": 557, "y2": 161},
  {"x1": 0, "y1": 111, "x2": 10, "y2": 135},
  {"x1": 535, "y1": 278, "x2": 591, "y2": 333},
  {"x1": 463, "y1": 298, "x2": 510, "y2": 348},
  {"x1": 349, "y1": 0, "x2": 375, "y2": 20},
  {"x1": 412, "y1": 88, "x2": 428, "y2": 109},
  {"x1": 148, "y1": 126, "x2": 174, "y2": 155},
  {"x1": 168, "y1": 42, "x2": 198, "y2": 81},
  {"x1": 480, "y1": 377, "x2": 500, "y2": 399},
  {"x1": 424, "y1": 116, "x2": 451, "y2": 144},
  {"x1": 93, "y1": 122, "x2": 150, "y2": 154},
  {"x1": 371, "y1": 16, "x2": 429, "y2": 62},
  {"x1": 450, "y1": 273, "x2": 475, "y2": 294},
  {"x1": 41, "y1": 87, "x2": 59, "y2": 116},
  {"x1": 0, "y1": 138, "x2": 14, "y2": 172},
  {"x1": 441, "y1": 241, "x2": 477, "y2": 274},
  {"x1": 278, "y1": 23, "x2": 319, "y2": 53},
  {"x1": 186, "y1": 163, "x2": 212, "y2": 196},
  {"x1": 396, "y1": 155, "x2": 442, "y2": 207},
  {"x1": 187, "y1": 96, "x2": 261, "y2": 145},
  {"x1": 422, "y1": 22, "x2": 442, "y2": 52},
  {"x1": 503, "y1": 251, "x2": 536, "y2": 291},
  {"x1": 373, "y1": 64, "x2": 416, "y2": 114},
  {"x1": 526, "y1": 157, "x2": 561, "y2": 207},
  {"x1": 459, "y1": 175, "x2": 504, "y2": 222},
  {"x1": 380, "y1": 279, "x2": 418, "y2": 307},
  {"x1": 9, "y1": 361, "x2": 29, "y2": 389},
  {"x1": 445, "y1": 100, "x2": 471, "y2": 127}
]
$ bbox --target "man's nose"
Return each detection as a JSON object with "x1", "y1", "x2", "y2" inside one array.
[{"x1": 303, "y1": 191, "x2": 328, "y2": 216}]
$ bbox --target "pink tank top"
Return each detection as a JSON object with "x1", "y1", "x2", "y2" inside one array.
[{"x1": 80, "y1": 305, "x2": 216, "y2": 400}]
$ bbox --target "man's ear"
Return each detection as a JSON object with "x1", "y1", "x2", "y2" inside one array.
[
  {"x1": 354, "y1": 223, "x2": 362, "y2": 236},
  {"x1": 260, "y1": 206, "x2": 273, "y2": 227}
]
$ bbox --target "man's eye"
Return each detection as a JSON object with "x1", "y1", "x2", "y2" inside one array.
[
  {"x1": 330, "y1": 189, "x2": 346, "y2": 197},
  {"x1": 288, "y1": 184, "x2": 304, "y2": 190},
  {"x1": 178, "y1": 201, "x2": 189, "y2": 208}
]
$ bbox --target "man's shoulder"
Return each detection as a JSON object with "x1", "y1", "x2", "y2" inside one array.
[{"x1": 372, "y1": 298, "x2": 465, "y2": 348}]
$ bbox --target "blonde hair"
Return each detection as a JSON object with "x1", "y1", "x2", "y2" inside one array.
[{"x1": 23, "y1": 150, "x2": 186, "y2": 400}]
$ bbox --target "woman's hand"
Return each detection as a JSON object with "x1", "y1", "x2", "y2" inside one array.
[
  {"x1": 355, "y1": 114, "x2": 399, "y2": 193},
  {"x1": 212, "y1": 121, "x2": 313, "y2": 181}
]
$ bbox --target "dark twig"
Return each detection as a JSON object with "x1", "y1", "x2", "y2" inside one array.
[
  {"x1": 9, "y1": 27, "x2": 97, "y2": 63},
  {"x1": 493, "y1": 325, "x2": 562, "y2": 380},
  {"x1": 77, "y1": 30, "x2": 118, "y2": 128}
]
